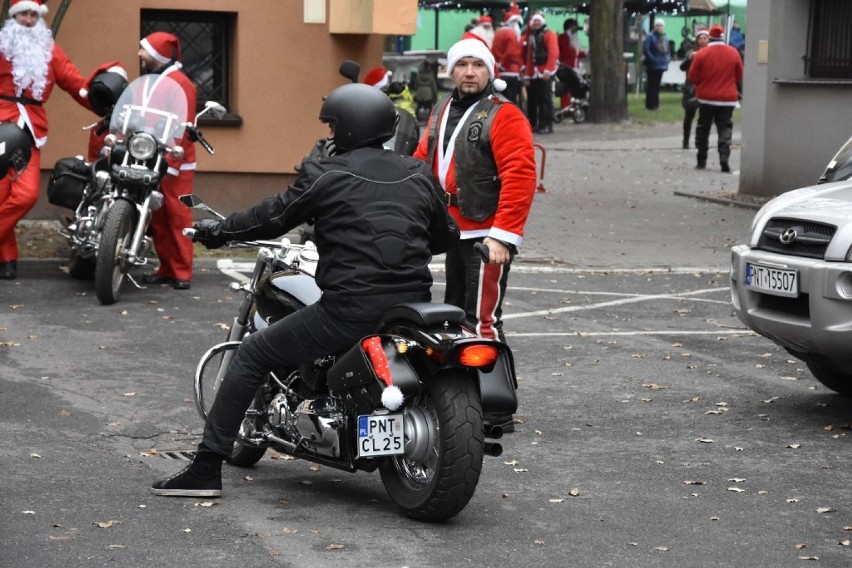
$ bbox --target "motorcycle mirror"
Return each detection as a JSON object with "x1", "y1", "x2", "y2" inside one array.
[
  {"x1": 178, "y1": 194, "x2": 227, "y2": 219},
  {"x1": 339, "y1": 60, "x2": 360, "y2": 83},
  {"x1": 194, "y1": 101, "x2": 227, "y2": 123}
]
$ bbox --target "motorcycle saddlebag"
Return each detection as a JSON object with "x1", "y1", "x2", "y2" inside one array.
[
  {"x1": 478, "y1": 348, "x2": 518, "y2": 415},
  {"x1": 47, "y1": 157, "x2": 89, "y2": 210},
  {"x1": 327, "y1": 335, "x2": 421, "y2": 416}
]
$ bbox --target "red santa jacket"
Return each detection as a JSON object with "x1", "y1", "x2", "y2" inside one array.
[
  {"x1": 0, "y1": 43, "x2": 88, "y2": 147},
  {"x1": 523, "y1": 28, "x2": 559, "y2": 79},
  {"x1": 492, "y1": 26, "x2": 523, "y2": 77},
  {"x1": 687, "y1": 42, "x2": 743, "y2": 105},
  {"x1": 558, "y1": 32, "x2": 586, "y2": 69},
  {"x1": 413, "y1": 95, "x2": 536, "y2": 245},
  {"x1": 158, "y1": 64, "x2": 197, "y2": 176}
]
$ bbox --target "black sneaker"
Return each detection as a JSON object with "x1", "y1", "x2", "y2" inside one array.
[
  {"x1": 151, "y1": 450, "x2": 223, "y2": 497},
  {"x1": 721, "y1": 162, "x2": 731, "y2": 173}
]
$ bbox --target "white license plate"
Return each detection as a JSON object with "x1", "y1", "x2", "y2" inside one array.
[
  {"x1": 357, "y1": 413, "x2": 404, "y2": 458},
  {"x1": 746, "y1": 263, "x2": 799, "y2": 297}
]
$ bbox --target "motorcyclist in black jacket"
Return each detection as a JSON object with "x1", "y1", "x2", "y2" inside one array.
[{"x1": 152, "y1": 83, "x2": 459, "y2": 498}]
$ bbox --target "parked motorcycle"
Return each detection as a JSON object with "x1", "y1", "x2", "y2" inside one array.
[
  {"x1": 50, "y1": 74, "x2": 224, "y2": 305},
  {"x1": 180, "y1": 194, "x2": 518, "y2": 522}
]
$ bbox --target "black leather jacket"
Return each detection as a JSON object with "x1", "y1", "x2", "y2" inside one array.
[{"x1": 218, "y1": 145, "x2": 459, "y2": 320}]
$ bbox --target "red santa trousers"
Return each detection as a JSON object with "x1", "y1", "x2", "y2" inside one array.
[
  {"x1": 150, "y1": 169, "x2": 194, "y2": 281},
  {"x1": 0, "y1": 147, "x2": 40, "y2": 262}
]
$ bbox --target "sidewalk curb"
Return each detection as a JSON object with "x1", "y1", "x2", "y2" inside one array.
[{"x1": 673, "y1": 190, "x2": 763, "y2": 210}]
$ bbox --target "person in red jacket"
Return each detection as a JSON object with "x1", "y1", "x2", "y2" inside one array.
[
  {"x1": 413, "y1": 36, "x2": 536, "y2": 432},
  {"x1": 0, "y1": 0, "x2": 91, "y2": 279},
  {"x1": 557, "y1": 18, "x2": 586, "y2": 110},
  {"x1": 491, "y1": 6, "x2": 524, "y2": 104},
  {"x1": 137, "y1": 32, "x2": 197, "y2": 289},
  {"x1": 687, "y1": 24, "x2": 743, "y2": 173},
  {"x1": 523, "y1": 12, "x2": 559, "y2": 134}
]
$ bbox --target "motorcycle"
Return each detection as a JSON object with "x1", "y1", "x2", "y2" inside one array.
[
  {"x1": 50, "y1": 74, "x2": 225, "y2": 305},
  {"x1": 553, "y1": 64, "x2": 590, "y2": 124},
  {"x1": 180, "y1": 194, "x2": 518, "y2": 522}
]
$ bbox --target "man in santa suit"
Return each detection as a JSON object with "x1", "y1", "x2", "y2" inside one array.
[
  {"x1": 138, "y1": 31, "x2": 197, "y2": 290},
  {"x1": 491, "y1": 6, "x2": 524, "y2": 105},
  {"x1": 0, "y1": 0, "x2": 90, "y2": 279},
  {"x1": 413, "y1": 37, "x2": 535, "y2": 432}
]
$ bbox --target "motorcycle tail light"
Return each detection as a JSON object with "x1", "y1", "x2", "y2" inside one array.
[{"x1": 456, "y1": 344, "x2": 499, "y2": 368}]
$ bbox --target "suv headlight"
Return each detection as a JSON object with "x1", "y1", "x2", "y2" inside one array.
[{"x1": 128, "y1": 132, "x2": 157, "y2": 160}]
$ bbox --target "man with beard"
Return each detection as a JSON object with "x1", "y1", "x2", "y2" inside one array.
[
  {"x1": 413, "y1": 37, "x2": 536, "y2": 432},
  {"x1": 0, "y1": 0, "x2": 90, "y2": 280},
  {"x1": 137, "y1": 31, "x2": 197, "y2": 290}
]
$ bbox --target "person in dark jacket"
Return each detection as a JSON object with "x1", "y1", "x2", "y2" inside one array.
[
  {"x1": 642, "y1": 19, "x2": 670, "y2": 111},
  {"x1": 151, "y1": 83, "x2": 459, "y2": 498}
]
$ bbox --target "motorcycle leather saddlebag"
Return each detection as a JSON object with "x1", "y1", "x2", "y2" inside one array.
[
  {"x1": 327, "y1": 336, "x2": 420, "y2": 415},
  {"x1": 47, "y1": 157, "x2": 89, "y2": 210},
  {"x1": 478, "y1": 349, "x2": 518, "y2": 414}
]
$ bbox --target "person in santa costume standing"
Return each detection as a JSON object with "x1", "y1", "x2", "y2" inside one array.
[
  {"x1": 0, "y1": 0, "x2": 91, "y2": 279},
  {"x1": 137, "y1": 31, "x2": 197, "y2": 290},
  {"x1": 491, "y1": 4, "x2": 524, "y2": 105},
  {"x1": 413, "y1": 36, "x2": 536, "y2": 432}
]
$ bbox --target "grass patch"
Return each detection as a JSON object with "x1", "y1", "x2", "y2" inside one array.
[{"x1": 625, "y1": 90, "x2": 742, "y2": 126}]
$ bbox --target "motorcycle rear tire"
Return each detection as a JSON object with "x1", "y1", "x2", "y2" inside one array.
[
  {"x1": 68, "y1": 249, "x2": 95, "y2": 280},
  {"x1": 379, "y1": 372, "x2": 484, "y2": 522},
  {"x1": 94, "y1": 200, "x2": 135, "y2": 305}
]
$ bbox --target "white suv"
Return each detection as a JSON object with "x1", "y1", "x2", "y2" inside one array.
[{"x1": 730, "y1": 137, "x2": 852, "y2": 396}]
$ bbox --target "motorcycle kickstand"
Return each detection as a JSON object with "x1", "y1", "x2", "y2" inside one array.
[{"x1": 126, "y1": 273, "x2": 146, "y2": 289}]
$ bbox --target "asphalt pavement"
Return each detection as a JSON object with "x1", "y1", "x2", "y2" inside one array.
[{"x1": 3, "y1": 120, "x2": 851, "y2": 568}]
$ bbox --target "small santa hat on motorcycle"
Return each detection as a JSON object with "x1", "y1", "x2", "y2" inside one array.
[
  {"x1": 140, "y1": 31, "x2": 182, "y2": 67},
  {"x1": 363, "y1": 66, "x2": 392, "y2": 90},
  {"x1": 448, "y1": 32, "x2": 507, "y2": 92},
  {"x1": 8, "y1": 0, "x2": 49, "y2": 17}
]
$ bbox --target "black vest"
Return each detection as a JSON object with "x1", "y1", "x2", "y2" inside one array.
[{"x1": 425, "y1": 91, "x2": 506, "y2": 222}]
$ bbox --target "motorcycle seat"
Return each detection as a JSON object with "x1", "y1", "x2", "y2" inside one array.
[{"x1": 379, "y1": 302, "x2": 465, "y2": 328}]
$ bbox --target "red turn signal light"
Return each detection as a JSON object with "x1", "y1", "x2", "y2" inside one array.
[{"x1": 457, "y1": 344, "x2": 499, "y2": 368}]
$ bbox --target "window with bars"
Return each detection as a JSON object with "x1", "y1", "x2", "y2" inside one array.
[
  {"x1": 806, "y1": 0, "x2": 852, "y2": 79},
  {"x1": 141, "y1": 9, "x2": 239, "y2": 123}
]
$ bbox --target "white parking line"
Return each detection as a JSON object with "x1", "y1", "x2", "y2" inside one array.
[{"x1": 503, "y1": 287, "x2": 726, "y2": 320}]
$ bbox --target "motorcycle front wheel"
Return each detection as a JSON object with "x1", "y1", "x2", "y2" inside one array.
[
  {"x1": 94, "y1": 200, "x2": 135, "y2": 305},
  {"x1": 195, "y1": 341, "x2": 268, "y2": 467},
  {"x1": 379, "y1": 372, "x2": 484, "y2": 522}
]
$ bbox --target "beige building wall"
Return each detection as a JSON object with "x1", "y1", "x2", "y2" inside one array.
[{"x1": 31, "y1": 0, "x2": 415, "y2": 218}]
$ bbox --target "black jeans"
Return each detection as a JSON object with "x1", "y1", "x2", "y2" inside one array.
[
  {"x1": 526, "y1": 77, "x2": 553, "y2": 130},
  {"x1": 682, "y1": 105, "x2": 698, "y2": 146},
  {"x1": 202, "y1": 302, "x2": 379, "y2": 457},
  {"x1": 645, "y1": 68, "x2": 663, "y2": 110},
  {"x1": 445, "y1": 238, "x2": 511, "y2": 342},
  {"x1": 695, "y1": 104, "x2": 734, "y2": 165}
]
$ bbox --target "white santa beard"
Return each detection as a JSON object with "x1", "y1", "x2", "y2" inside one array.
[{"x1": 0, "y1": 19, "x2": 54, "y2": 100}]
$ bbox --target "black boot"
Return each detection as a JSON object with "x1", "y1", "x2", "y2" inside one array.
[
  {"x1": 151, "y1": 445, "x2": 224, "y2": 497},
  {"x1": 720, "y1": 161, "x2": 731, "y2": 173},
  {"x1": 0, "y1": 259, "x2": 17, "y2": 279}
]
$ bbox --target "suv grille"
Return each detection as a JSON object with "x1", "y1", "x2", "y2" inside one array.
[{"x1": 756, "y1": 218, "x2": 836, "y2": 259}]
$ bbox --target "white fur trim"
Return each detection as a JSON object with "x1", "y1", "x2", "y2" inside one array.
[
  {"x1": 381, "y1": 385, "x2": 404, "y2": 411},
  {"x1": 79, "y1": 88, "x2": 87, "y2": 97},
  {"x1": 9, "y1": 1, "x2": 48, "y2": 17},
  {"x1": 140, "y1": 37, "x2": 171, "y2": 66},
  {"x1": 372, "y1": 72, "x2": 390, "y2": 90},
  {"x1": 493, "y1": 78, "x2": 507, "y2": 92},
  {"x1": 107, "y1": 65, "x2": 128, "y2": 80}
]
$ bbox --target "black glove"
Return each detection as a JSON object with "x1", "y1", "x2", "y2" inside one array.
[{"x1": 192, "y1": 219, "x2": 228, "y2": 249}]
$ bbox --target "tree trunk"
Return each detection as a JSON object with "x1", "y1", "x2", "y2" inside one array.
[{"x1": 589, "y1": 0, "x2": 628, "y2": 123}]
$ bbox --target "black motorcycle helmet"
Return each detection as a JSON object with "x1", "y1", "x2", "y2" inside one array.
[
  {"x1": 0, "y1": 122, "x2": 32, "y2": 179},
  {"x1": 318, "y1": 83, "x2": 398, "y2": 152},
  {"x1": 87, "y1": 70, "x2": 129, "y2": 117}
]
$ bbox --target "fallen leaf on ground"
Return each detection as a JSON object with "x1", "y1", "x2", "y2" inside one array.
[
  {"x1": 326, "y1": 544, "x2": 344, "y2": 551},
  {"x1": 94, "y1": 520, "x2": 119, "y2": 528}
]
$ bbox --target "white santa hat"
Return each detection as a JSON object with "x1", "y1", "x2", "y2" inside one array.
[
  {"x1": 530, "y1": 13, "x2": 546, "y2": 26},
  {"x1": 140, "y1": 31, "x2": 182, "y2": 66},
  {"x1": 8, "y1": 0, "x2": 48, "y2": 17},
  {"x1": 447, "y1": 35, "x2": 507, "y2": 92}
]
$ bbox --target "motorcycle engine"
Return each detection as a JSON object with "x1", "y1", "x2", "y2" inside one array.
[{"x1": 294, "y1": 397, "x2": 343, "y2": 458}]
